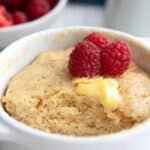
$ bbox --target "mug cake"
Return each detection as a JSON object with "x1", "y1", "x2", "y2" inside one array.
[{"x1": 2, "y1": 32, "x2": 150, "y2": 136}]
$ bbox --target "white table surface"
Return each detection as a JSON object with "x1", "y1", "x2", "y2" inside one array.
[{"x1": 0, "y1": 4, "x2": 149, "y2": 150}]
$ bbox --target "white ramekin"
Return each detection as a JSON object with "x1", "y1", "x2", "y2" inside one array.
[{"x1": 0, "y1": 26, "x2": 150, "y2": 150}]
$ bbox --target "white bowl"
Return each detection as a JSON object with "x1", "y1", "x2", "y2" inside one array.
[
  {"x1": 0, "y1": 0, "x2": 68, "y2": 49},
  {"x1": 0, "y1": 27, "x2": 150, "y2": 150}
]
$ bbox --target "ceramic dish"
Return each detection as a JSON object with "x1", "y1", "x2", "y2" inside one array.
[
  {"x1": 0, "y1": 27, "x2": 150, "y2": 150},
  {"x1": 0, "y1": 0, "x2": 68, "y2": 49}
]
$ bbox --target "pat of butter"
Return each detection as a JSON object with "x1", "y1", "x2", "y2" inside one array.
[{"x1": 73, "y1": 77, "x2": 121, "y2": 111}]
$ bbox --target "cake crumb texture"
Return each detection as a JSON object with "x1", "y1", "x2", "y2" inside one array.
[{"x1": 2, "y1": 49, "x2": 150, "y2": 136}]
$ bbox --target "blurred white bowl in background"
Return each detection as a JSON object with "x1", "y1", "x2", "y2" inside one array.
[{"x1": 0, "y1": 0, "x2": 68, "y2": 49}]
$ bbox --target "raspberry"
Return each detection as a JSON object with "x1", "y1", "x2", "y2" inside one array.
[
  {"x1": 4, "y1": 11, "x2": 13, "y2": 23},
  {"x1": 48, "y1": 0, "x2": 59, "y2": 7},
  {"x1": 13, "y1": 11, "x2": 28, "y2": 24},
  {"x1": 26, "y1": 0, "x2": 51, "y2": 20},
  {"x1": 3, "y1": 0, "x2": 25, "y2": 9},
  {"x1": 69, "y1": 41, "x2": 101, "y2": 77},
  {"x1": 101, "y1": 41, "x2": 131, "y2": 76},
  {"x1": 0, "y1": 5, "x2": 13, "y2": 27},
  {"x1": 0, "y1": 5, "x2": 6, "y2": 14},
  {"x1": 84, "y1": 32, "x2": 109, "y2": 50},
  {"x1": 0, "y1": 14, "x2": 12, "y2": 27}
]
